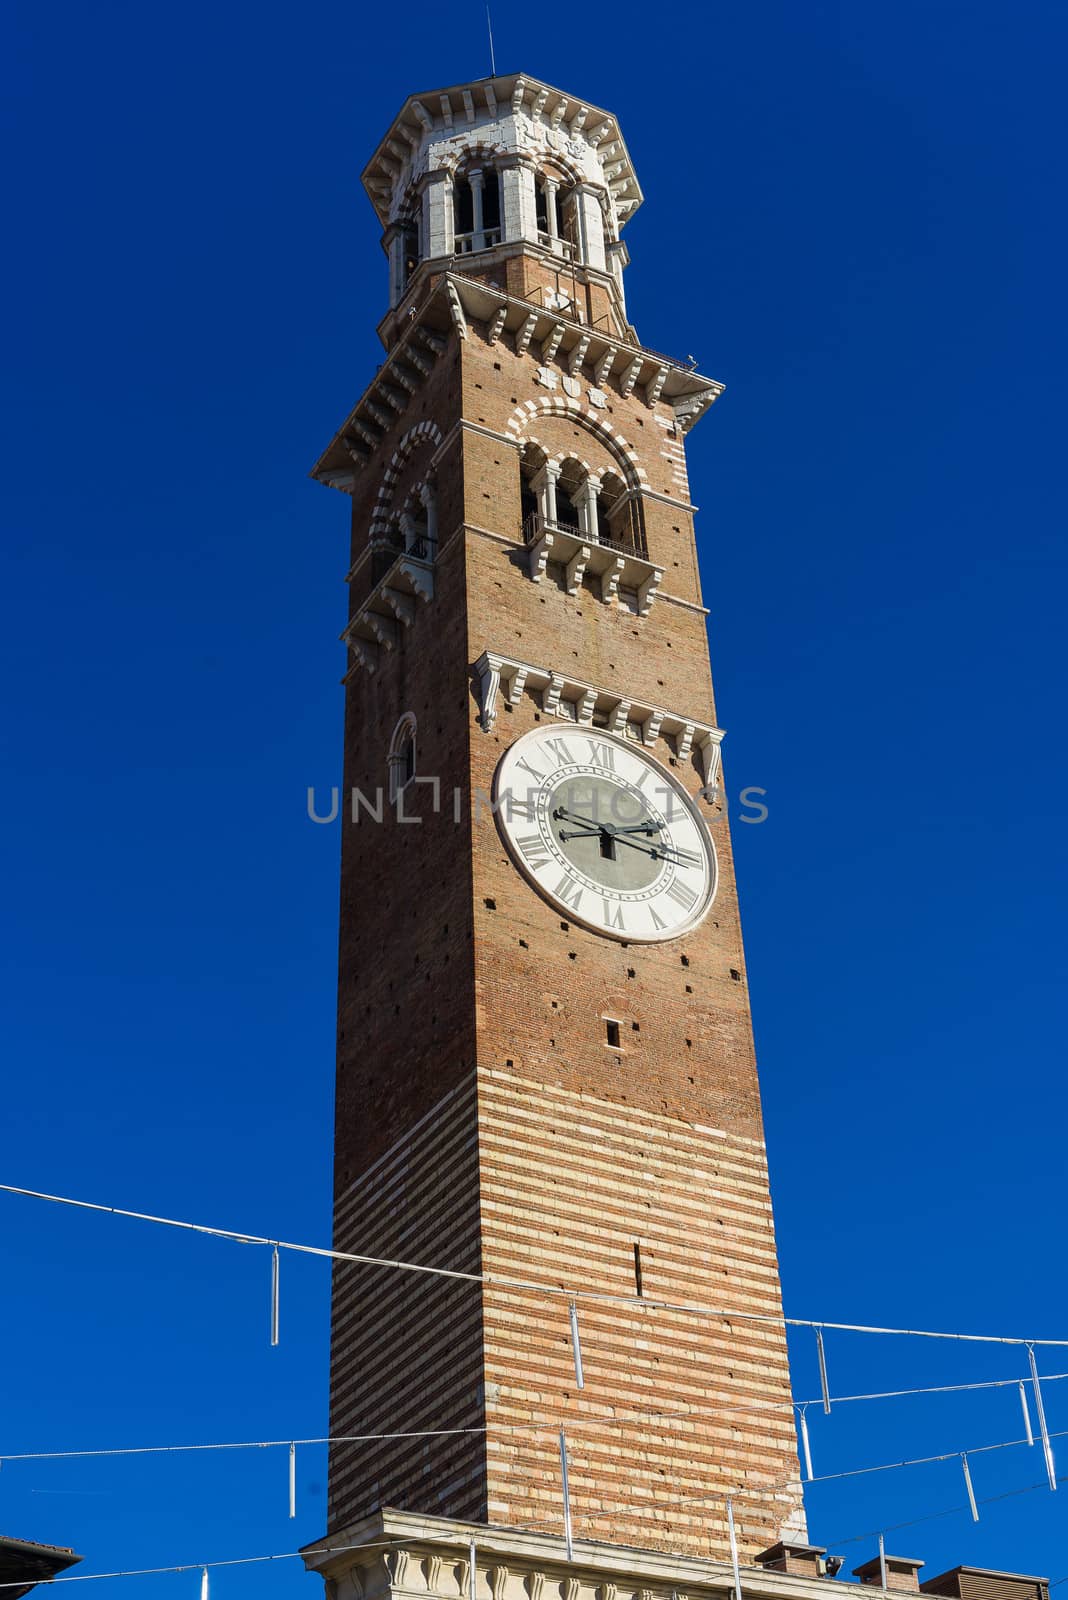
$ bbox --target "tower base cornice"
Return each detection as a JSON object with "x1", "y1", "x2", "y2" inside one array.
[{"x1": 302, "y1": 1510, "x2": 840, "y2": 1600}]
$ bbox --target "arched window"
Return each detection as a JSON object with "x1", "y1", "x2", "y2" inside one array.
[
  {"x1": 482, "y1": 172, "x2": 501, "y2": 243},
  {"x1": 454, "y1": 176, "x2": 474, "y2": 240},
  {"x1": 402, "y1": 494, "x2": 430, "y2": 558},
  {"x1": 387, "y1": 714, "x2": 417, "y2": 803},
  {"x1": 400, "y1": 219, "x2": 420, "y2": 287},
  {"x1": 594, "y1": 473, "x2": 626, "y2": 550},
  {"x1": 555, "y1": 458, "x2": 586, "y2": 532},
  {"x1": 519, "y1": 444, "x2": 548, "y2": 541},
  {"x1": 454, "y1": 168, "x2": 501, "y2": 254},
  {"x1": 535, "y1": 172, "x2": 574, "y2": 261},
  {"x1": 371, "y1": 515, "x2": 405, "y2": 585}
]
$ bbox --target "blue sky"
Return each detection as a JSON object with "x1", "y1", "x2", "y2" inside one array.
[{"x1": 3, "y1": 0, "x2": 1067, "y2": 1594}]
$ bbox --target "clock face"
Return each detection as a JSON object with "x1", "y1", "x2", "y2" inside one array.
[{"x1": 493, "y1": 725, "x2": 717, "y2": 943}]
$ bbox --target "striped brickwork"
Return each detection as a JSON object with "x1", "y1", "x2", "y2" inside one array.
[
  {"x1": 328, "y1": 1077, "x2": 487, "y2": 1531},
  {"x1": 476, "y1": 1068, "x2": 805, "y2": 1558}
]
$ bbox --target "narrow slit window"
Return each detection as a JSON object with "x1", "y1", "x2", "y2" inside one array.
[{"x1": 605, "y1": 1019, "x2": 621, "y2": 1049}]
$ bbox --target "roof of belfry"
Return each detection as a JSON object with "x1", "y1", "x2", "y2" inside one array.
[{"x1": 361, "y1": 72, "x2": 643, "y2": 230}]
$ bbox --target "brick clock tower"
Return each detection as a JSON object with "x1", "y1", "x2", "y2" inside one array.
[{"x1": 304, "y1": 71, "x2": 808, "y2": 1600}]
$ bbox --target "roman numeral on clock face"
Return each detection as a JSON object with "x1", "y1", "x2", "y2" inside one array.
[
  {"x1": 543, "y1": 737, "x2": 575, "y2": 768},
  {"x1": 553, "y1": 873, "x2": 584, "y2": 912},
  {"x1": 585, "y1": 740, "x2": 616, "y2": 771},
  {"x1": 664, "y1": 876, "x2": 699, "y2": 911},
  {"x1": 516, "y1": 834, "x2": 552, "y2": 872},
  {"x1": 602, "y1": 900, "x2": 626, "y2": 931}
]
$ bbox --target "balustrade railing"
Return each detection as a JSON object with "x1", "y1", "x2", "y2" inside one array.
[
  {"x1": 372, "y1": 532, "x2": 436, "y2": 572},
  {"x1": 536, "y1": 230, "x2": 575, "y2": 262},
  {"x1": 454, "y1": 228, "x2": 503, "y2": 254},
  {"x1": 521, "y1": 509, "x2": 647, "y2": 559}
]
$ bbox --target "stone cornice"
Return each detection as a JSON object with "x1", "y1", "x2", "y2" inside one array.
[
  {"x1": 312, "y1": 314, "x2": 451, "y2": 490},
  {"x1": 472, "y1": 648, "x2": 724, "y2": 798},
  {"x1": 461, "y1": 524, "x2": 708, "y2": 618},
  {"x1": 312, "y1": 278, "x2": 723, "y2": 496},
  {"x1": 361, "y1": 73, "x2": 643, "y2": 230},
  {"x1": 447, "y1": 274, "x2": 723, "y2": 422},
  {"x1": 302, "y1": 1509, "x2": 868, "y2": 1600}
]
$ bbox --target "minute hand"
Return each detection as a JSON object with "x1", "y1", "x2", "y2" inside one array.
[
  {"x1": 650, "y1": 841, "x2": 703, "y2": 866},
  {"x1": 607, "y1": 833, "x2": 696, "y2": 864}
]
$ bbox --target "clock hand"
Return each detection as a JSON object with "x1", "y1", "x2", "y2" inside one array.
[
  {"x1": 607, "y1": 833, "x2": 671, "y2": 860},
  {"x1": 553, "y1": 807, "x2": 659, "y2": 837},
  {"x1": 553, "y1": 806, "x2": 608, "y2": 828},
  {"x1": 653, "y1": 844, "x2": 703, "y2": 866},
  {"x1": 610, "y1": 834, "x2": 703, "y2": 867},
  {"x1": 556, "y1": 822, "x2": 666, "y2": 861},
  {"x1": 556, "y1": 826, "x2": 702, "y2": 872}
]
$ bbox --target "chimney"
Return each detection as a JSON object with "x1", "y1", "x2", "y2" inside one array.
[
  {"x1": 854, "y1": 1556, "x2": 926, "y2": 1593},
  {"x1": 921, "y1": 1569, "x2": 1050, "y2": 1600},
  {"x1": 756, "y1": 1543, "x2": 828, "y2": 1579}
]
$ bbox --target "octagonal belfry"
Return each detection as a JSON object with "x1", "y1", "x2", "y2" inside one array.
[{"x1": 361, "y1": 73, "x2": 644, "y2": 347}]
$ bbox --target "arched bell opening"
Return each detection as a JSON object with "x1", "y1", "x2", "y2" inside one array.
[
  {"x1": 593, "y1": 472, "x2": 643, "y2": 555},
  {"x1": 534, "y1": 166, "x2": 577, "y2": 262},
  {"x1": 454, "y1": 166, "x2": 502, "y2": 254},
  {"x1": 519, "y1": 444, "x2": 549, "y2": 541},
  {"x1": 555, "y1": 458, "x2": 586, "y2": 532}
]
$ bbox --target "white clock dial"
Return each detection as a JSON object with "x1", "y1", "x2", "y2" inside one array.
[{"x1": 493, "y1": 725, "x2": 717, "y2": 943}]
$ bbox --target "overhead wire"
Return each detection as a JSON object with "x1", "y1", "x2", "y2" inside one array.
[
  {"x1": 3, "y1": 1186, "x2": 1065, "y2": 1583},
  {"x1": 3, "y1": 1181, "x2": 1068, "y2": 1349},
  {"x1": 3, "y1": 1367, "x2": 1066, "y2": 1467}
]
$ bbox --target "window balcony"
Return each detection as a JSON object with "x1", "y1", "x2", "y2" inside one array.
[
  {"x1": 521, "y1": 510, "x2": 662, "y2": 615},
  {"x1": 341, "y1": 543, "x2": 436, "y2": 679}
]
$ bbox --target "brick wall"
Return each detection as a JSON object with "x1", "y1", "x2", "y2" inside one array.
[{"x1": 326, "y1": 273, "x2": 802, "y2": 1558}]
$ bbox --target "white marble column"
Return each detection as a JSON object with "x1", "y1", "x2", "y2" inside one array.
[
  {"x1": 572, "y1": 185, "x2": 607, "y2": 271},
  {"x1": 469, "y1": 168, "x2": 485, "y2": 251},
  {"x1": 418, "y1": 480, "x2": 438, "y2": 555},
  {"x1": 424, "y1": 170, "x2": 454, "y2": 258},
  {"x1": 386, "y1": 229, "x2": 406, "y2": 308},
  {"x1": 501, "y1": 159, "x2": 537, "y2": 244},
  {"x1": 579, "y1": 475, "x2": 601, "y2": 539},
  {"x1": 531, "y1": 463, "x2": 559, "y2": 526},
  {"x1": 606, "y1": 239, "x2": 630, "y2": 316},
  {"x1": 542, "y1": 176, "x2": 559, "y2": 245}
]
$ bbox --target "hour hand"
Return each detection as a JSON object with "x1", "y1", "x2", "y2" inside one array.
[
  {"x1": 615, "y1": 832, "x2": 700, "y2": 866},
  {"x1": 553, "y1": 806, "x2": 601, "y2": 828},
  {"x1": 553, "y1": 807, "x2": 657, "y2": 837}
]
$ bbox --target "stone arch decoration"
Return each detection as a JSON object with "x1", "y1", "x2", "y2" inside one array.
[
  {"x1": 504, "y1": 396, "x2": 649, "y2": 490},
  {"x1": 370, "y1": 419, "x2": 443, "y2": 540}
]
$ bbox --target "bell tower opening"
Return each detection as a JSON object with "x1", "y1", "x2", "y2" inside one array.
[{"x1": 454, "y1": 164, "x2": 503, "y2": 254}]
